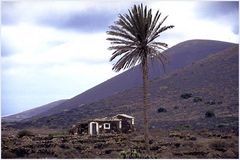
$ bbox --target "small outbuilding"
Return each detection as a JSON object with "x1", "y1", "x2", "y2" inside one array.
[{"x1": 69, "y1": 114, "x2": 135, "y2": 135}]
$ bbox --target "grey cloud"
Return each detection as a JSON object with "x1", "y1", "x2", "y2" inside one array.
[
  {"x1": 1, "y1": 2, "x2": 18, "y2": 25},
  {"x1": 37, "y1": 10, "x2": 118, "y2": 32},
  {"x1": 2, "y1": 1, "x2": 119, "y2": 32},
  {"x1": 196, "y1": 1, "x2": 239, "y2": 34},
  {"x1": 1, "y1": 40, "x2": 15, "y2": 57},
  {"x1": 196, "y1": 1, "x2": 238, "y2": 17}
]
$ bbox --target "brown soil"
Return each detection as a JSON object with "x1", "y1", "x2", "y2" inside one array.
[{"x1": 1, "y1": 128, "x2": 238, "y2": 159}]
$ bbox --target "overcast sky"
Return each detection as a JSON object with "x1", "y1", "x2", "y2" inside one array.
[{"x1": 1, "y1": 0, "x2": 239, "y2": 116}]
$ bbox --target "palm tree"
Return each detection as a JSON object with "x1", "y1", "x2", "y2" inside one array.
[{"x1": 106, "y1": 4, "x2": 174, "y2": 153}]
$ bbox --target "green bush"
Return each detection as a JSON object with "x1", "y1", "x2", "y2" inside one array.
[
  {"x1": 17, "y1": 130, "x2": 34, "y2": 138},
  {"x1": 120, "y1": 149, "x2": 141, "y2": 159}
]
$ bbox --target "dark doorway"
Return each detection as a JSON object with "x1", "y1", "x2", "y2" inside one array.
[
  {"x1": 122, "y1": 120, "x2": 131, "y2": 133},
  {"x1": 92, "y1": 123, "x2": 97, "y2": 135}
]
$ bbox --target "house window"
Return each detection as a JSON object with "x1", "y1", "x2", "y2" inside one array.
[{"x1": 104, "y1": 123, "x2": 110, "y2": 129}]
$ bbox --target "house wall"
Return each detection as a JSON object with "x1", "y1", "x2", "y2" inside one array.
[
  {"x1": 115, "y1": 116, "x2": 134, "y2": 133},
  {"x1": 89, "y1": 122, "x2": 99, "y2": 135},
  {"x1": 97, "y1": 121, "x2": 121, "y2": 134},
  {"x1": 70, "y1": 115, "x2": 135, "y2": 136}
]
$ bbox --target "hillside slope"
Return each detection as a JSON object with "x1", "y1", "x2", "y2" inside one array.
[
  {"x1": 2, "y1": 100, "x2": 67, "y2": 122},
  {"x1": 36, "y1": 39, "x2": 236, "y2": 117},
  {"x1": 16, "y1": 43, "x2": 238, "y2": 130}
]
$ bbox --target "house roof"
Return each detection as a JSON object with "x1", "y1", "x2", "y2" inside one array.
[
  {"x1": 76, "y1": 120, "x2": 89, "y2": 125},
  {"x1": 92, "y1": 117, "x2": 121, "y2": 122},
  {"x1": 76, "y1": 114, "x2": 134, "y2": 124},
  {"x1": 114, "y1": 114, "x2": 134, "y2": 119}
]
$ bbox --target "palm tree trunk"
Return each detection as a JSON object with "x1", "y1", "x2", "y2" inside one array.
[{"x1": 142, "y1": 54, "x2": 150, "y2": 153}]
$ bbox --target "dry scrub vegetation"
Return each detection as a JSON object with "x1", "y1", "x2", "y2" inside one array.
[{"x1": 2, "y1": 128, "x2": 238, "y2": 158}]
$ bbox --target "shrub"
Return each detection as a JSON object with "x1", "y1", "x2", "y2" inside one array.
[
  {"x1": 205, "y1": 100, "x2": 216, "y2": 105},
  {"x1": 12, "y1": 147, "x2": 30, "y2": 157},
  {"x1": 119, "y1": 149, "x2": 141, "y2": 159},
  {"x1": 174, "y1": 106, "x2": 179, "y2": 109},
  {"x1": 157, "y1": 107, "x2": 167, "y2": 113},
  {"x1": 48, "y1": 134, "x2": 54, "y2": 139},
  {"x1": 149, "y1": 139, "x2": 154, "y2": 144},
  {"x1": 2, "y1": 151, "x2": 17, "y2": 158},
  {"x1": 205, "y1": 110, "x2": 215, "y2": 118},
  {"x1": 175, "y1": 124, "x2": 191, "y2": 131},
  {"x1": 189, "y1": 136, "x2": 197, "y2": 141},
  {"x1": 210, "y1": 140, "x2": 228, "y2": 152},
  {"x1": 193, "y1": 97, "x2": 202, "y2": 102},
  {"x1": 174, "y1": 143, "x2": 181, "y2": 148},
  {"x1": 94, "y1": 142, "x2": 107, "y2": 149},
  {"x1": 180, "y1": 93, "x2": 192, "y2": 99},
  {"x1": 217, "y1": 101, "x2": 223, "y2": 105},
  {"x1": 105, "y1": 149, "x2": 112, "y2": 154},
  {"x1": 17, "y1": 130, "x2": 34, "y2": 138}
]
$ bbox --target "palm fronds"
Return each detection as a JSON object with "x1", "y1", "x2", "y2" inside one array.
[{"x1": 107, "y1": 3, "x2": 174, "y2": 72}]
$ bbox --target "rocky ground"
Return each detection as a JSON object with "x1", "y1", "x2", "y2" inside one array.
[{"x1": 1, "y1": 128, "x2": 238, "y2": 159}]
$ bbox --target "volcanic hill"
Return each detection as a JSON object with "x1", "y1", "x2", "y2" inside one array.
[
  {"x1": 3, "y1": 39, "x2": 238, "y2": 132},
  {"x1": 2, "y1": 100, "x2": 67, "y2": 122}
]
